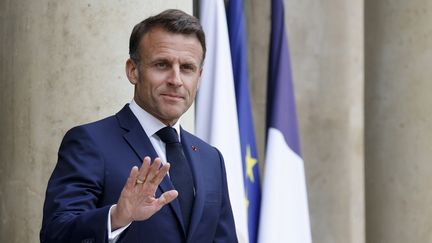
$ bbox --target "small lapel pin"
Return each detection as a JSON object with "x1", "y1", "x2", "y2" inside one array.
[{"x1": 192, "y1": 145, "x2": 198, "y2": 151}]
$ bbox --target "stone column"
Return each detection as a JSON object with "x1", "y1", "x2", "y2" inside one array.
[
  {"x1": 365, "y1": 0, "x2": 432, "y2": 242},
  {"x1": 246, "y1": 0, "x2": 365, "y2": 242},
  {"x1": 0, "y1": 1, "x2": 192, "y2": 242}
]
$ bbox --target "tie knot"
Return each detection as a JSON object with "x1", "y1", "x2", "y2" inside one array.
[{"x1": 156, "y1": 127, "x2": 179, "y2": 144}]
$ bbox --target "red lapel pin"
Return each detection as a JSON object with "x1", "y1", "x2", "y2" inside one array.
[{"x1": 191, "y1": 146, "x2": 198, "y2": 151}]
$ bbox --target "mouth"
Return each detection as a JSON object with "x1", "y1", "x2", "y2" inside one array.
[{"x1": 161, "y1": 93, "x2": 184, "y2": 102}]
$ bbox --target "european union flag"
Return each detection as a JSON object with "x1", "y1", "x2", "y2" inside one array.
[{"x1": 226, "y1": 1, "x2": 261, "y2": 242}]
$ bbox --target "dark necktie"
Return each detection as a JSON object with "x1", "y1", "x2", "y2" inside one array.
[{"x1": 156, "y1": 127, "x2": 194, "y2": 230}]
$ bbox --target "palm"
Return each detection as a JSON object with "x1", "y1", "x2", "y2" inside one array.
[{"x1": 111, "y1": 157, "x2": 178, "y2": 229}]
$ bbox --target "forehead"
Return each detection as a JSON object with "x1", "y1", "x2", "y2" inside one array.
[{"x1": 139, "y1": 28, "x2": 203, "y2": 63}]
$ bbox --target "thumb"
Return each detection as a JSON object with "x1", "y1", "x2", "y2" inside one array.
[{"x1": 157, "y1": 190, "x2": 178, "y2": 206}]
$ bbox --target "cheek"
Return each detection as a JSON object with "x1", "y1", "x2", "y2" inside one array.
[
  {"x1": 136, "y1": 83, "x2": 157, "y2": 106},
  {"x1": 184, "y1": 77, "x2": 200, "y2": 93},
  {"x1": 188, "y1": 87, "x2": 197, "y2": 99},
  {"x1": 138, "y1": 75, "x2": 162, "y2": 97},
  {"x1": 136, "y1": 82, "x2": 149, "y2": 96}
]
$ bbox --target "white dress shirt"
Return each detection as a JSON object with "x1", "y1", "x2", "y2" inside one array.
[{"x1": 108, "y1": 100, "x2": 181, "y2": 242}]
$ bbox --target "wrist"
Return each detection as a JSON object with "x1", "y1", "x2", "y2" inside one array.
[{"x1": 110, "y1": 205, "x2": 132, "y2": 231}]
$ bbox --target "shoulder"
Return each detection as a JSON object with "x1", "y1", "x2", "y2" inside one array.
[
  {"x1": 64, "y1": 104, "x2": 133, "y2": 140},
  {"x1": 181, "y1": 129, "x2": 215, "y2": 149},
  {"x1": 65, "y1": 115, "x2": 117, "y2": 139},
  {"x1": 180, "y1": 128, "x2": 225, "y2": 161}
]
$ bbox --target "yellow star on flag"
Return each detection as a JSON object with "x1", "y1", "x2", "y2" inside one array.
[{"x1": 245, "y1": 145, "x2": 257, "y2": 182}]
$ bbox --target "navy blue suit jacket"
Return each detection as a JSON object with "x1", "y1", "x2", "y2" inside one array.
[{"x1": 40, "y1": 105, "x2": 237, "y2": 243}]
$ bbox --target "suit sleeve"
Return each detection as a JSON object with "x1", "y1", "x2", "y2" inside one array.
[
  {"x1": 40, "y1": 126, "x2": 110, "y2": 243},
  {"x1": 213, "y1": 149, "x2": 239, "y2": 243}
]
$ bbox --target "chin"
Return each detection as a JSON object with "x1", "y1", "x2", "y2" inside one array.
[
  {"x1": 159, "y1": 112, "x2": 184, "y2": 123},
  {"x1": 163, "y1": 107, "x2": 186, "y2": 117}
]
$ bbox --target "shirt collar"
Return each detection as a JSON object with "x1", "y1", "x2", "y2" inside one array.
[{"x1": 129, "y1": 99, "x2": 181, "y2": 140}]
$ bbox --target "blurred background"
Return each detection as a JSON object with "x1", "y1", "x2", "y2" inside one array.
[{"x1": 1, "y1": 0, "x2": 432, "y2": 242}]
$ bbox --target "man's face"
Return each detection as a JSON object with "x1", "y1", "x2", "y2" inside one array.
[{"x1": 127, "y1": 27, "x2": 203, "y2": 126}]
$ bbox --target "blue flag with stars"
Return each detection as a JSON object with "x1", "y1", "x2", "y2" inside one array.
[{"x1": 226, "y1": 1, "x2": 261, "y2": 242}]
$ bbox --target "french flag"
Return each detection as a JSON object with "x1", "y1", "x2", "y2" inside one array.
[{"x1": 258, "y1": 0, "x2": 312, "y2": 242}]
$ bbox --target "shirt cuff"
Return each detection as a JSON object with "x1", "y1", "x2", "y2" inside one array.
[{"x1": 107, "y1": 204, "x2": 132, "y2": 242}]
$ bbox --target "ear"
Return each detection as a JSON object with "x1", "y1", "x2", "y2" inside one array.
[
  {"x1": 126, "y1": 58, "x2": 139, "y2": 85},
  {"x1": 199, "y1": 67, "x2": 203, "y2": 78},
  {"x1": 196, "y1": 68, "x2": 203, "y2": 90}
]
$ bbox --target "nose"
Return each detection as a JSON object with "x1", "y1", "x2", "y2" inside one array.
[{"x1": 167, "y1": 65, "x2": 182, "y2": 86}]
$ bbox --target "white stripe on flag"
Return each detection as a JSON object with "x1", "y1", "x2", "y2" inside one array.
[{"x1": 258, "y1": 128, "x2": 311, "y2": 243}]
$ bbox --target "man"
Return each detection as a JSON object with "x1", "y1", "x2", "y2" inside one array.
[{"x1": 40, "y1": 9, "x2": 238, "y2": 243}]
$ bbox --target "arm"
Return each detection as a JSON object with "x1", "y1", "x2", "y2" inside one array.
[
  {"x1": 40, "y1": 126, "x2": 110, "y2": 243},
  {"x1": 213, "y1": 149, "x2": 239, "y2": 243}
]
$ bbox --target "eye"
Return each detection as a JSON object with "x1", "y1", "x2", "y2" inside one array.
[
  {"x1": 155, "y1": 62, "x2": 168, "y2": 69},
  {"x1": 181, "y1": 64, "x2": 196, "y2": 73}
]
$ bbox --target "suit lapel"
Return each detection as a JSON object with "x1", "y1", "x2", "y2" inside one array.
[
  {"x1": 116, "y1": 105, "x2": 185, "y2": 234},
  {"x1": 181, "y1": 129, "x2": 206, "y2": 239}
]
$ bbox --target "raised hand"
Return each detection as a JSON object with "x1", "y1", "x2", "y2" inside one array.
[{"x1": 110, "y1": 156, "x2": 178, "y2": 230}]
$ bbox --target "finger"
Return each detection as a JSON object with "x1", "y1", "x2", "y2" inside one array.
[
  {"x1": 137, "y1": 156, "x2": 151, "y2": 182},
  {"x1": 145, "y1": 157, "x2": 162, "y2": 185},
  {"x1": 157, "y1": 190, "x2": 178, "y2": 208},
  {"x1": 152, "y1": 162, "x2": 170, "y2": 186},
  {"x1": 125, "y1": 166, "x2": 139, "y2": 190}
]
